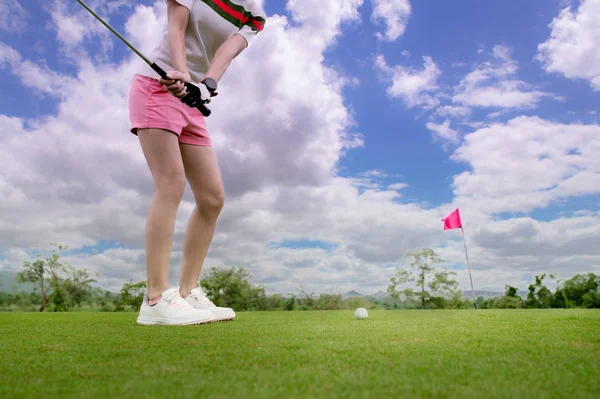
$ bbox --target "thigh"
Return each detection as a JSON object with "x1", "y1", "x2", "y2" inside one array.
[
  {"x1": 180, "y1": 144, "x2": 223, "y2": 200},
  {"x1": 138, "y1": 128, "x2": 185, "y2": 184}
]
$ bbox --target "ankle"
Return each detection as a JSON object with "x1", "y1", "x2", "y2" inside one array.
[
  {"x1": 148, "y1": 295, "x2": 162, "y2": 306},
  {"x1": 148, "y1": 286, "x2": 168, "y2": 302},
  {"x1": 179, "y1": 285, "x2": 197, "y2": 298}
]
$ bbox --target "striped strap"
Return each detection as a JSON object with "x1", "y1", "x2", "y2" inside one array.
[{"x1": 201, "y1": 0, "x2": 265, "y2": 32}]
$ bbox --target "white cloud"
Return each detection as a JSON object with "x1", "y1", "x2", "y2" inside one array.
[
  {"x1": 53, "y1": 10, "x2": 86, "y2": 47},
  {"x1": 387, "y1": 182, "x2": 408, "y2": 191},
  {"x1": 473, "y1": 214, "x2": 600, "y2": 258},
  {"x1": 426, "y1": 119, "x2": 460, "y2": 145},
  {"x1": 453, "y1": 45, "x2": 554, "y2": 109},
  {"x1": 371, "y1": 0, "x2": 411, "y2": 41},
  {"x1": 0, "y1": 42, "x2": 77, "y2": 97},
  {"x1": 537, "y1": 0, "x2": 600, "y2": 91},
  {"x1": 435, "y1": 105, "x2": 471, "y2": 119},
  {"x1": 124, "y1": 2, "x2": 165, "y2": 55},
  {"x1": 0, "y1": 0, "x2": 26, "y2": 33},
  {"x1": 462, "y1": 213, "x2": 600, "y2": 290},
  {"x1": 285, "y1": 0, "x2": 364, "y2": 51},
  {"x1": 486, "y1": 110, "x2": 505, "y2": 120},
  {"x1": 451, "y1": 115, "x2": 600, "y2": 214},
  {"x1": 48, "y1": 0, "x2": 137, "y2": 64},
  {"x1": 375, "y1": 55, "x2": 441, "y2": 109},
  {"x1": 374, "y1": 45, "x2": 552, "y2": 116},
  {"x1": 358, "y1": 169, "x2": 401, "y2": 178},
  {"x1": 0, "y1": 41, "x2": 18, "y2": 63}
]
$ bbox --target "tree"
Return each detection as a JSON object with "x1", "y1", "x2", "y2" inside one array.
[
  {"x1": 554, "y1": 273, "x2": 599, "y2": 308},
  {"x1": 582, "y1": 291, "x2": 600, "y2": 308},
  {"x1": 447, "y1": 290, "x2": 474, "y2": 309},
  {"x1": 17, "y1": 259, "x2": 47, "y2": 311},
  {"x1": 525, "y1": 274, "x2": 554, "y2": 309},
  {"x1": 387, "y1": 248, "x2": 459, "y2": 309},
  {"x1": 505, "y1": 285, "x2": 519, "y2": 298},
  {"x1": 0, "y1": 293, "x2": 9, "y2": 309},
  {"x1": 430, "y1": 267, "x2": 460, "y2": 299},
  {"x1": 63, "y1": 267, "x2": 98, "y2": 308},
  {"x1": 200, "y1": 266, "x2": 267, "y2": 311},
  {"x1": 474, "y1": 272, "x2": 598, "y2": 310},
  {"x1": 17, "y1": 244, "x2": 68, "y2": 311},
  {"x1": 17, "y1": 244, "x2": 97, "y2": 312},
  {"x1": 476, "y1": 296, "x2": 486, "y2": 308},
  {"x1": 118, "y1": 281, "x2": 147, "y2": 311},
  {"x1": 283, "y1": 295, "x2": 296, "y2": 311},
  {"x1": 316, "y1": 293, "x2": 343, "y2": 310},
  {"x1": 486, "y1": 285, "x2": 523, "y2": 309},
  {"x1": 494, "y1": 296, "x2": 523, "y2": 309},
  {"x1": 296, "y1": 286, "x2": 317, "y2": 310}
]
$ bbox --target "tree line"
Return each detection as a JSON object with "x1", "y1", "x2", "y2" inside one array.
[
  {"x1": 1, "y1": 245, "x2": 598, "y2": 312},
  {"x1": 477, "y1": 273, "x2": 600, "y2": 309},
  {"x1": 386, "y1": 248, "x2": 600, "y2": 310}
]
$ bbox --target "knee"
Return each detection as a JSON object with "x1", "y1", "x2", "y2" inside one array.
[
  {"x1": 197, "y1": 187, "x2": 225, "y2": 216},
  {"x1": 154, "y1": 174, "x2": 186, "y2": 205}
]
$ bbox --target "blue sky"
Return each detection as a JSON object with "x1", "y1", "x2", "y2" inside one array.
[
  {"x1": 0, "y1": 0, "x2": 599, "y2": 294},
  {"x1": 1, "y1": 1, "x2": 597, "y2": 204},
  {"x1": 268, "y1": 0, "x2": 598, "y2": 215}
]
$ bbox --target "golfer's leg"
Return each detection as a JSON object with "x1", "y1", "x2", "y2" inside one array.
[
  {"x1": 178, "y1": 144, "x2": 224, "y2": 297},
  {"x1": 138, "y1": 128, "x2": 186, "y2": 301}
]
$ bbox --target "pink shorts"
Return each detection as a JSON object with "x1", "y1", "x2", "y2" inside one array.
[{"x1": 128, "y1": 74, "x2": 211, "y2": 146}]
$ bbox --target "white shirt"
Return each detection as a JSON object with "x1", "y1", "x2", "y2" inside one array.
[{"x1": 141, "y1": 0, "x2": 266, "y2": 83}]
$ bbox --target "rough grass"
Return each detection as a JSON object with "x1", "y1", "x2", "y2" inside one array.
[{"x1": 1, "y1": 309, "x2": 599, "y2": 398}]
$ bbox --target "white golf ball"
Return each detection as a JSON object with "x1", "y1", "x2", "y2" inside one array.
[{"x1": 354, "y1": 307, "x2": 368, "y2": 319}]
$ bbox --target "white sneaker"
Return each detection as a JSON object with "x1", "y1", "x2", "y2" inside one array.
[
  {"x1": 137, "y1": 287, "x2": 214, "y2": 326},
  {"x1": 184, "y1": 287, "x2": 236, "y2": 322}
]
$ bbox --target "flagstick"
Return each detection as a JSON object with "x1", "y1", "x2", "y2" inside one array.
[{"x1": 461, "y1": 226, "x2": 477, "y2": 309}]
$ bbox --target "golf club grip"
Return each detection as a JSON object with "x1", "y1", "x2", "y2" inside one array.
[{"x1": 150, "y1": 63, "x2": 211, "y2": 117}]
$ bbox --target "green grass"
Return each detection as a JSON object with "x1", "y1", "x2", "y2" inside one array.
[{"x1": 1, "y1": 310, "x2": 599, "y2": 398}]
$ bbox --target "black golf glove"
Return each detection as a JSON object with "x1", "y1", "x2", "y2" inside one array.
[{"x1": 180, "y1": 81, "x2": 213, "y2": 107}]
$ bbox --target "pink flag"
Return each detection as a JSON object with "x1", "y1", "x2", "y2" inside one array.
[{"x1": 442, "y1": 208, "x2": 462, "y2": 230}]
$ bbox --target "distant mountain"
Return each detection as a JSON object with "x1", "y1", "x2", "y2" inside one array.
[{"x1": 342, "y1": 290, "x2": 363, "y2": 300}]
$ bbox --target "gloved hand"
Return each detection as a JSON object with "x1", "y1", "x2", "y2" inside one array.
[
  {"x1": 160, "y1": 70, "x2": 213, "y2": 116},
  {"x1": 179, "y1": 81, "x2": 213, "y2": 107}
]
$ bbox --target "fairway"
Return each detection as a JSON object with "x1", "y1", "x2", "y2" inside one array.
[{"x1": 1, "y1": 310, "x2": 599, "y2": 398}]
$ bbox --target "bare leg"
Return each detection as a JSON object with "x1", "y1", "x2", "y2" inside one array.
[
  {"x1": 178, "y1": 144, "x2": 225, "y2": 297},
  {"x1": 138, "y1": 128, "x2": 186, "y2": 300}
]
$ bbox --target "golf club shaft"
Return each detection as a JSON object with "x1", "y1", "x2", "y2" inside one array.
[{"x1": 76, "y1": 0, "x2": 211, "y2": 117}]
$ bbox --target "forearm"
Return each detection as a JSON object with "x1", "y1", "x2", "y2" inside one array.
[
  {"x1": 204, "y1": 33, "x2": 247, "y2": 82},
  {"x1": 166, "y1": 0, "x2": 190, "y2": 75},
  {"x1": 167, "y1": 24, "x2": 188, "y2": 74}
]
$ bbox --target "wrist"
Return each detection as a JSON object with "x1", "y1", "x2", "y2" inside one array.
[{"x1": 201, "y1": 77, "x2": 218, "y2": 95}]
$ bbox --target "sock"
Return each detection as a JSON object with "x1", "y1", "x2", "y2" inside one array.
[{"x1": 149, "y1": 295, "x2": 162, "y2": 306}]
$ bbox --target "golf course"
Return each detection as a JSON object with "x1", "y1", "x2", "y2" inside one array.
[
  {"x1": 1, "y1": 309, "x2": 598, "y2": 398},
  {"x1": 2, "y1": 0, "x2": 600, "y2": 398}
]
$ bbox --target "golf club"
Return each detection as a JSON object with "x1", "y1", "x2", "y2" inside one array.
[{"x1": 76, "y1": 0, "x2": 211, "y2": 117}]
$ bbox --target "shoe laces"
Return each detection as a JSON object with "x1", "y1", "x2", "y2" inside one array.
[
  {"x1": 163, "y1": 288, "x2": 193, "y2": 310},
  {"x1": 188, "y1": 287, "x2": 216, "y2": 308}
]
